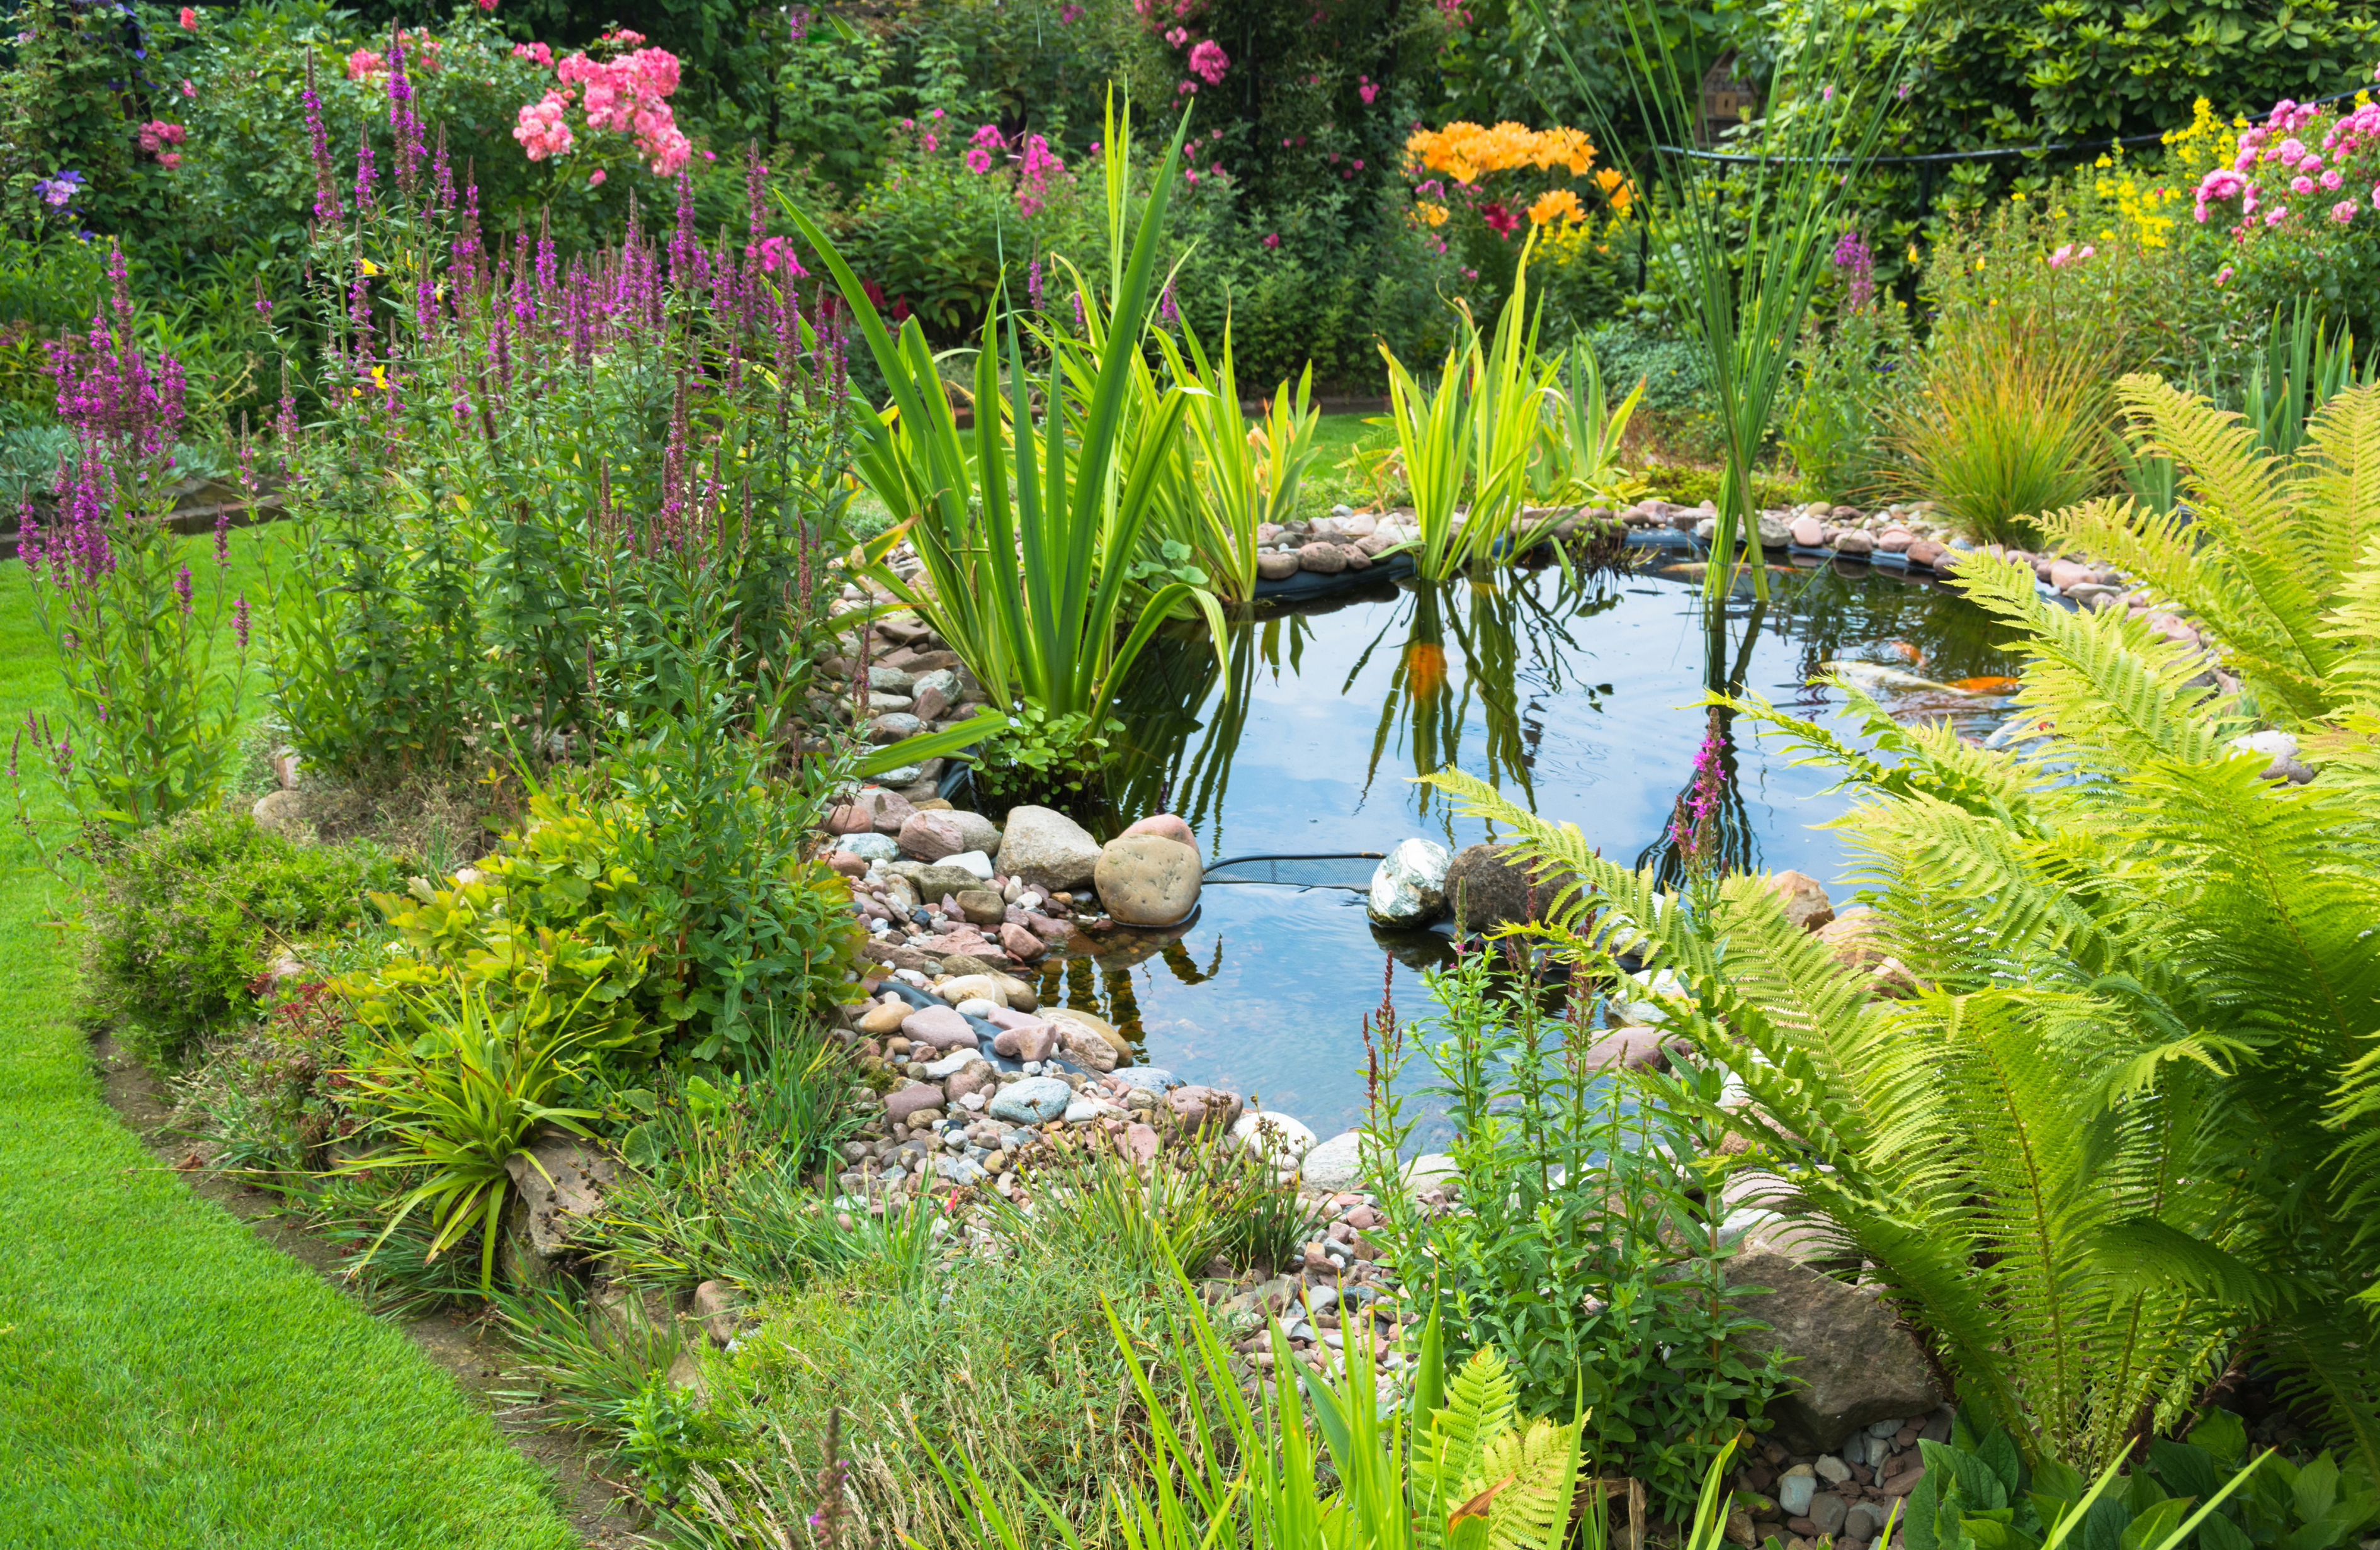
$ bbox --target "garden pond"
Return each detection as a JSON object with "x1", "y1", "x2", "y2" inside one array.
[{"x1": 1001, "y1": 551, "x2": 2026, "y2": 1134}]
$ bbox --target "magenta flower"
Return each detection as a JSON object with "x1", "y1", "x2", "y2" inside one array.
[
  {"x1": 2333, "y1": 200, "x2": 2358, "y2": 223},
  {"x1": 1262, "y1": 231, "x2": 1280, "y2": 248},
  {"x1": 1187, "y1": 38, "x2": 1228, "y2": 85},
  {"x1": 965, "y1": 147, "x2": 994, "y2": 174}
]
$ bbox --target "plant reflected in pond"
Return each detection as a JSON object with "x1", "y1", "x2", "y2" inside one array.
[{"x1": 990, "y1": 555, "x2": 2022, "y2": 1131}]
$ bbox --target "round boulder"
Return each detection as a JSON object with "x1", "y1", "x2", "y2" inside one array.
[
  {"x1": 1367, "y1": 837, "x2": 1452, "y2": 927},
  {"x1": 1094, "y1": 834, "x2": 1203, "y2": 927},
  {"x1": 1230, "y1": 1109, "x2": 1318, "y2": 1164},
  {"x1": 1165, "y1": 1085, "x2": 1244, "y2": 1135},
  {"x1": 990, "y1": 1076, "x2": 1073, "y2": 1126},
  {"x1": 1122, "y1": 812, "x2": 1198, "y2": 850},
  {"x1": 997, "y1": 805, "x2": 1104, "y2": 891},
  {"x1": 1442, "y1": 842, "x2": 1574, "y2": 934}
]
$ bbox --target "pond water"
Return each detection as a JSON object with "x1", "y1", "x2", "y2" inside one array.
[{"x1": 1015, "y1": 552, "x2": 2023, "y2": 1136}]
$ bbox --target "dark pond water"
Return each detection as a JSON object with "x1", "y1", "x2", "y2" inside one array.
[{"x1": 1019, "y1": 552, "x2": 2023, "y2": 1136}]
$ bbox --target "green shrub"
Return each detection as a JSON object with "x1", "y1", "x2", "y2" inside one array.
[
  {"x1": 82, "y1": 806, "x2": 399, "y2": 1062},
  {"x1": 1637, "y1": 461, "x2": 1812, "y2": 511},
  {"x1": 1363, "y1": 949, "x2": 1789, "y2": 1518}
]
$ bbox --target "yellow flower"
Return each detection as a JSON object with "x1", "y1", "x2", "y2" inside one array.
[
  {"x1": 1528, "y1": 188, "x2": 1586, "y2": 226},
  {"x1": 1594, "y1": 166, "x2": 1634, "y2": 215},
  {"x1": 1414, "y1": 200, "x2": 1450, "y2": 227},
  {"x1": 1406, "y1": 120, "x2": 1597, "y2": 183},
  {"x1": 370, "y1": 363, "x2": 390, "y2": 391},
  {"x1": 359, "y1": 257, "x2": 382, "y2": 276}
]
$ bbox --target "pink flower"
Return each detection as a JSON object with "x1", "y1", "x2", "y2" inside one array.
[
  {"x1": 754, "y1": 235, "x2": 806, "y2": 275},
  {"x1": 2216, "y1": 265, "x2": 2235, "y2": 285},
  {"x1": 346, "y1": 47, "x2": 387, "y2": 81},
  {"x1": 2277, "y1": 138, "x2": 2306, "y2": 163},
  {"x1": 965, "y1": 147, "x2": 994, "y2": 173},
  {"x1": 2333, "y1": 200, "x2": 2357, "y2": 223},
  {"x1": 971, "y1": 123, "x2": 1004, "y2": 149},
  {"x1": 1187, "y1": 38, "x2": 1228, "y2": 85},
  {"x1": 2265, "y1": 205, "x2": 2289, "y2": 226},
  {"x1": 511, "y1": 42, "x2": 553, "y2": 65},
  {"x1": 2292, "y1": 176, "x2": 2315, "y2": 195},
  {"x1": 179, "y1": 77, "x2": 195, "y2": 97},
  {"x1": 1164, "y1": 25, "x2": 1188, "y2": 45},
  {"x1": 178, "y1": 6, "x2": 196, "y2": 25},
  {"x1": 1359, "y1": 75, "x2": 1379, "y2": 104},
  {"x1": 2371, "y1": 183, "x2": 2380, "y2": 209},
  {"x1": 158, "y1": 150, "x2": 181, "y2": 169},
  {"x1": 2324, "y1": 169, "x2": 2345, "y2": 190},
  {"x1": 589, "y1": 168, "x2": 605, "y2": 184},
  {"x1": 1262, "y1": 231, "x2": 1280, "y2": 247},
  {"x1": 922, "y1": 132, "x2": 939, "y2": 153},
  {"x1": 1184, "y1": 168, "x2": 1198, "y2": 183}
]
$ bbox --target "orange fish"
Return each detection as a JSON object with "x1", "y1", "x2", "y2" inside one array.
[
  {"x1": 1405, "y1": 642, "x2": 1448, "y2": 697},
  {"x1": 1951, "y1": 676, "x2": 2020, "y2": 695},
  {"x1": 1884, "y1": 640, "x2": 1925, "y2": 665}
]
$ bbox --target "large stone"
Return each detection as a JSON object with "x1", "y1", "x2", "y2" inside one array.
[
  {"x1": 943, "y1": 810, "x2": 1002, "y2": 854},
  {"x1": 936, "y1": 973, "x2": 1009, "y2": 1009},
  {"x1": 1230, "y1": 1109, "x2": 1318, "y2": 1163},
  {"x1": 1368, "y1": 837, "x2": 1452, "y2": 927},
  {"x1": 990, "y1": 1075, "x2": 1073, "y2": 1125},
  {"x1": 1055, "y1": 1019, "x2": 1121, "y2": 1072},
  {"x1": 1257, "y1": 551, "x2": 1301, "y2": 580},
  {"x1": 892, "y1": 862, "x2": 987, "y2": 902},
  {"x1": 1832, "y1": 529, "x2": 1875, "y2": 557},
  {"x1": 898, "y1": 810, "x2": 968, "y2": 862},
  {"x1": 1767, "y1": 871, "x2": 1835, "y2": 932},
  {"x1": 1166, "y1": 1085, "x2": 1244, "y2": 1134},
  {"x1": 1818, "y1": 910, "x2": 1892, "y2": 973},
  {"x1": 883, "y1": 1083, "x2": 947, "y2": 1123},
  {"x1": 2229, "y1": 728, "x2": 2315, "y2": 784},
  {"x1": 1442, "y1": 842, "x2": 1575, "y2": 934},
  {"x1": 900, "y1": 1005, "x2": 979, "y2": 1050},
  {"x1": 991, "y1": 1021, "x2": 1058, "y2": 1061},
  {"x1": 1094, "y1": 834, "x2": 1203, "y2": 927},
  {"x1": 1045, "y1": 1007, "x2": 1129, "y2": 1063},
  {"x1": 1789, "y1": 516, "x2": 1827, "y2": 547},
  {"x1": 1297, "y1": 541, "x2": 1349, "y2": 574},
  {"x1": 1301, "y1": 1130, "x2": 1367, "y2": 1191},
  {"x1": 502, "y1": 1129, "x2": 615, "y2": 1262},
  {"x1": 953, "y1": 889, "x2": 1006, "y2": 927},
  {"x1": 856, "y1": 997, "x2": 911, "y2": 1036},
  {"x1": 997, "y1": 806, "x2": 1104, "y2": 891},
  {"x1": 1723, "y1": 1252, "x2": 1947, "y2": 1452},
  {"x1": 999, "y1": 922, "x2": 1046, "y2": 961}
]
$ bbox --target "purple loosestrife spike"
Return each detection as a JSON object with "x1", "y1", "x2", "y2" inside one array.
[
  {"x1": 16, "y1": 500, "x2": 42, "y2": 581},
  {"x1": 1832, "y1": 230, "x2": 1875, "y2": 311},
  {"x1": 232, "y1": 594, "x2": 251, "y2": 650},
  {"x1": 669, "y1": 169, "x2": 698, "y2": 290},
  {"x1": 433, "y1": 122, "x2": 454, "y2": 212},
  {"x1": 1158, "y1": 277, "x2": 1177, "y2": 330},
  {"x1": 354, "y1": 140, "x2": 377, "y2": 212},
  {"x1": 254, "y1": 276, "x2": 271, "y2": 319},
  {"x1": 173, "y1": 564, "x2": 193, "y2": 615},
  {"x1": 386, "y1": 27, "x2": 424, "y2": 196},
  {"x1": 536, "y1": 211, "x2": 557, "y2": 303},
  {"x1": 1028, "y1": 259, "x2": 1043, "y2": 312},
  {"x1": 305, "y1": 55, "x2": 343, "y2": 225},
  {"x1": 215, "y1": 504, "x2": 232, "y2": 567}
]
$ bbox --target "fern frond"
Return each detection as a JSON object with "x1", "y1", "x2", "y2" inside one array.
[
  {"x1": 1417, "y1": 1346, "x2": 1519, "y2": 1522},
  {"x1": 2111, "y1": 374, "x2": 2340, "y2": 720},
  {"x1": 1468, "y1": 1418, "x2": 1582, "y2": 1550},
  {"x1": 1952, "y1": 553, "x2": 2232, "y2": 771},
  {"x1": 1722, "y1": 686, "x2": 2036, "y2": 821},
  {"x1": 2295, "y1": 383, "x2": 2380, "y2": 580}
]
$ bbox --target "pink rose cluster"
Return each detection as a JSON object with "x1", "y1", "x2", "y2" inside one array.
[
  {"x1": 137, "y1": 119, "x2": 187, "y2": 167},
  {"x1": 2194, "y1": 78, "x2": 2380, "y2": 237},
  {"x1": 511, "y1": 41, "x2": 552, "y2": 65},
  {"x1": 512, "y1": 38, "x2": 692, "y2": 176}
]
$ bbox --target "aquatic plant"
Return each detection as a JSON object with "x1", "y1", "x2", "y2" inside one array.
[{"x1": 791, "y1": 93, "x2": 1225, "y2": 728}]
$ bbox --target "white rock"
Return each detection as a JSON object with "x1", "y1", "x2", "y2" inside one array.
[
  {"x1": 944, "y1": 849, "x2": 995, "y2": 880},
  {"x1": 1300, "y1": 1130, "x2": 1367, "y2": 1191},
  {"x1": 954, "y1": 998, "x2": 998, "y2": 1018},
  {"x1": 1366, "y1": 837, "x2": 1452, "y2": 927},
  {"x1": 872, "y1": 764, "x2": 924, "y2": 785},
  {"x1": 2228, "y1": 728, "x2": 2315, "y2": 784},
  {"x1": 923, "y1": 1049, "x2": 984, "y2": 1078},
  {"x1": 1230, "y1": 1109, "x2": 1318, "y2": 1163}
]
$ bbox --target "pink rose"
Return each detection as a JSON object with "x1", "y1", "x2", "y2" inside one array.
[
  {"x1": 178, "y1": 6, "x2": 196, "y2": 26},
  {"x1": 2333, "y1": 200, "x2": 2357, "y2": 223},
  {"x1": 589, "y1": 168, "x2": 606, "y2": 184}
]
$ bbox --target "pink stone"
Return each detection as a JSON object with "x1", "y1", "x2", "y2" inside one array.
[
  {"x1": 899, "y1": 810, "x2": 966, "y2": 861},
  {"x1": 1165, "y1": 1085, "x2": 1243, "y2": 1134},
  {"x1": 991, "y1": 1021, "x2": 1057, "y2": 1060},
  {"x1": 1122, "y1": 813, "x2": 1198, "y2": 849},
  {"x1": 945, "y1": 1064, "x2": 997, "y2": 1102},
  {"x1": 1907, "y1": 540, "x2": 1946, "y2": 570},
  {"x1": 900, "y1": 1005, "x2": 978, "y2": 1050},
  {"x1": 1026, "y1": 912, "x2": 1076, "y2": 944},
  {"x1": 2048, "y1": 558, "x2": 2092, "y2": 592},
  {"x1": 999, "y1": 922, "x2": 1046, "y2": 961},
  {"x1": 1832, "y1": 529, "x2": 1875, "y2": 557},
  {"x1": 1789, "y1": 516, "x2": 1825, "y2": 547},
  {"x1": 885, "y1": 1084, "x2": 944, "y2": 1123},
  {"x1": 1877, "y1": 528, "x2": 1915, "y2": 553},
  {"x1": 861, "y1": 787, "x2": 916, "y2": 835},
  {"x1": 825, "y1": 804, "x2": 875, "y2": 835},
  {"x1": 1125, "y1": 1123, "x2": 1160, "y2": 1165},
  {"x1": 982, "y1": 1005, "x2": 1041, "y2": 1031},
  {"x1": 828, "y1": 851, "x2": 868, "y2": 878},
  {"x1": 911, "y1": 683, "x2": 950, "y2": 722}
]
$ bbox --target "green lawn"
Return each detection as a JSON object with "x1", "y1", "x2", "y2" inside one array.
[{"x1": 0, "y1": 531, "x2": 577, "y2": 1549}]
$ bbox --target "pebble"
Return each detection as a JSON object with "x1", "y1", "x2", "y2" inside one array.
[{"x1": 989, "y1": 1076, "x2": 1072, "y2": 1124}]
